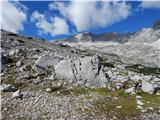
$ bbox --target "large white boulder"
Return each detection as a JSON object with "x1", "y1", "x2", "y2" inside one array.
[{"x1": 55, "y1": 55, "x2": 109, "y2": 87}]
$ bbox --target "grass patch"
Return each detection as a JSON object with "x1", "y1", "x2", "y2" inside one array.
[
  {"x1": 137, "y1": 91, "x2": 160, "y2": 109},
  {"x1": 58, "y1": 86, "x2": 108, "y2": 96},
  {"x1": 80, "y1": 94, "x2": 139, "y2": 120},
  {"x1": 125, "y1": 64, "x2": 160, "y2": 75}
]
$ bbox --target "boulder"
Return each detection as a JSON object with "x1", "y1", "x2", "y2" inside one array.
[
  {"x1": 16, "y1": 61, "x2": 23, "y2": 67},
  {"x1": 54, "y1": 55, "x2": 109, "y2": 87},
  {"x1": 142, "y1": 80, "x2": 157, "y2": 94},
  {"x1": 12, "y1": 90, "x2": 23, "y2": 99},
  {"x1": 125, "y1": 87, "x2": 135, "y2": 94},
  {"x1": 0, "y1": 84, "x2": 17, "y2": 92},
  {"x1": 130, "y1": 75, "x2": 142, "y2": 81},
  {"x1": 9, "y1": 48, "x2": 23, "y2": 57},
  {"x1": 33, "y1": 52, "x2": 63, "y2": 74},
  {"x1": 115, "y1": 83, "x2": 124, "y2": 90},
  {"x1": 1, "y1": 55, "x2": 8, "y2": 72}
]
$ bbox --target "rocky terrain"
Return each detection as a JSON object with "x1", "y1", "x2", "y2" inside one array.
[{"x1": 1, "y1": 26, "x2": 160, "y2": 120}]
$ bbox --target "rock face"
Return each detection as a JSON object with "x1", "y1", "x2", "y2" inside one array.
[
  {"x1": 1, "y1": 55, "x2": 8, "y2": 72},
  {"x1": 55, "y1": 55, "x2": 108, "y2": 87},
  {"x1": 33, "y1": 52, "x2": 63, "y2": 74},
  {"x1": 74, "y1": 32, "x2": 93, "y2": 42},
  {"x1": 33, "y1": 52, "x2": 109, "y2": 87},
  {"x1": 129, "y1": 28, "x2": 160, "y2": 44}
]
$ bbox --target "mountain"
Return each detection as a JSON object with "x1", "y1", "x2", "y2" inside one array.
[
  {"x1": 63, "y1": 32, "x2": 133, "y2": 43},
  {"x1": 128, "y1": 28, "x2": 160, "y2": 44}
]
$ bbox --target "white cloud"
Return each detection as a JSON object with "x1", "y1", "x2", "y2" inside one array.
[
  {"x1": 31, "y1": 11, "x2": 69, "y2": 36},
  {"x1": 49, "y1": 1, "x2": 131, "y2": 32},
  {"x1": 140, "y1": 1, "x2": 160, "y2": 9},
  {"x1": 0, "y1": 0, "x2": 27, "y2": 33}
]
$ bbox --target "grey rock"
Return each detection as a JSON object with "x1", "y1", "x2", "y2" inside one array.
[
  {"x1": 12, "y1": 90, "x2": 23, "y2": 99},
  {"x1": 9, "y1": 48, "x2": 23, "y2": 57},
  {"x1": 115, "y1": 83, "x2": 124, "y2": 90},
  {"x1": 1, "y1": 55, "x2": 8, "y2": 72},
  {"x1": 55, "y1": 55, "x2": 109, "y2": 87},
  {"x1": 0, "y1": 84, "x2": 17, "y2": 92},
  {"x1": 16, "y1": 61, "x2": 23, "y2": 67},
  {"x1": 125, "y1": 87, "x2": 135, "y2": 94},
  {"x1": 130, "y1": 75, "x2": 142, "y2": 81},
  {"x1": 19, "y1": 65, "x2": 30, "y2": 72},
  {"x1": 33, "y1": 52, "x2": 63, "y2": 74},
  {"x1": 142, "y1": 80, "x2": 157, "y2": 94},
  {"x1": 46, "y1": 88, "x2": 52, "y2": 92}
]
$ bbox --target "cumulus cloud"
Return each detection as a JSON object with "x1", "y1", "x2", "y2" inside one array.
[
  {"x1": 31, "y1": 11, "x2": 69, "y2": 36},
  {"x1": 49, "y1": 1, "x2": 131, "y2": 32},
  {"x1": 140, "y1": 1, "x2": 160, "y2": 9},
  {"x1": 0, "y1": 0, "x2": 27, "y2": 33}
]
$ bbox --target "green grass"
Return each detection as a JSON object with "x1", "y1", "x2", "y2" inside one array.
[
  {"x1": 79, "y1": 92, "x2": 139, "y2": 120},
  {"x1": 137, "y1": 91, "x2": 160, "y2": 109},
  {"x1": 58, "y1": 86, "x2": 108, "y2": 96},
  {"x1": 125, "y1": 64, "x2": 160, "y2": 75}
]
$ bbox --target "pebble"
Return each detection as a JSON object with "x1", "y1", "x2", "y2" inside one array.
[{"x1": 116, "y1": 106, "x2": 122, "y2": 109}]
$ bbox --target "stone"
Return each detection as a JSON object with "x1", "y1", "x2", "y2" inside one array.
[
  {"x1": 115, "y1": 83, "x2": 124, "y2": 90},
  {"x1": 12, "y1": 90, "x2": 23, "y2": 99},
  {"x1": 9, "y1": 49, "x2": 23, "y2": 57},
  {"x1": 33, "y1": 52, "x2": 63, "y2": 74},
  {"x1": 130, "y1": 75, "x2": 142, "y2": 81},
  {"x1": 46, "y1": 88, "x2": 52, "y2": 92},
  {"x1": 137, "y1": 100, "x2": 144, "y2": 106},
  {"x1": 147, "y1": 107, "x2": 154, "y2": 111},
  {"x1": 55, "y1": 55, "x2": 109, "y2": 87},
  {"x1": 1, "y1": 54, "x2": 8, "y2": 72},
  {"x1": 125, "y1": 87, "x2": 135, "y2": 94},
  {"x1": 16, "y1": 61, "x2": 23, "y2": 67},
  {"x1": 142, "y1": 81, "x2": 157, "y2": 94},
  {"x1": 137, "y1": 105, "x2": 143, "y2": 110},
  {"x1": 0, "y1": 84, "x2": 17, "y2": 92},
  {"x1": 136, "y1": 96, "x2": 142, "y2": 100},
  {"x1": 19, "y1": 65, "x2": 30, "y2": 72},
  {"x1": 116, "y1": 106, "x2": 122, "y2": 109}
]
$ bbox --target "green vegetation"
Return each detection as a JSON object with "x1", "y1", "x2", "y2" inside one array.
[
  {"x1": 58, "y1": 86, "x2": 108, "y2": 96},
  {"x1": 137, "y1": 91, "x2": 160, "y2": 109},
  {"x1": 100, "y1": 58, "x2": 115, "y2": 68},
  {"x1": 125, "y1": 64, "x2": 160, "y2": 75}
]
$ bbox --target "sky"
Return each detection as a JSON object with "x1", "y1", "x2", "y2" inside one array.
[{"x1": 0, "y1": 0, "x2": 160, "y2": 41}]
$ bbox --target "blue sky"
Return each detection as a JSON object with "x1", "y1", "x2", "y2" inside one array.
[{"x1": 1, "y1": 1, "x2": 160, "y2": 41}]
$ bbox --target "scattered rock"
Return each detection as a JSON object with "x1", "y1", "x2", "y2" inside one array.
[
  {"x1": 137, "y1": 100, "x2": 144, "y2": 106},
  {"x1": 115, "y1": 83, "x2": 124, "y2": 90},
  {"x1": 136, "y1": 95, "x2": 142, "y2": 100},
  {"x1": 147, "y1": 107, "x2": 154, "y2": 111},
  {"x1": 125, "y1": 87, "x2": 135, "y2": 94},
  {"x1": 137, "y1": 105, "x2": 143, "y2": 110},
  {"x1": 46, "y1": 88, "x2": 52, "y2": 92},
  {"x1": 116, "y1": 106, "x2": 122, "y2": 109},
  {"x1": 0, "y1": 84, "x2": 17, "y2": 92},
  {"x1": 12, "y1": 90, "x2": 23, "y2": 99},
  {"x1": 9, "y1": 49, "x2": 23, "y2": 57},
  {"x1": 16, "y1": 61, "x2": 23, "y2": 67}
]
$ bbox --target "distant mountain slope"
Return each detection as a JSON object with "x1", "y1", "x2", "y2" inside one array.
[
  {"x1": 64, "y1": 32, "x2": 133, "y2": 43},
  {"x1": 129, "y1": 28, "x2": 160, "y2": 44}
]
